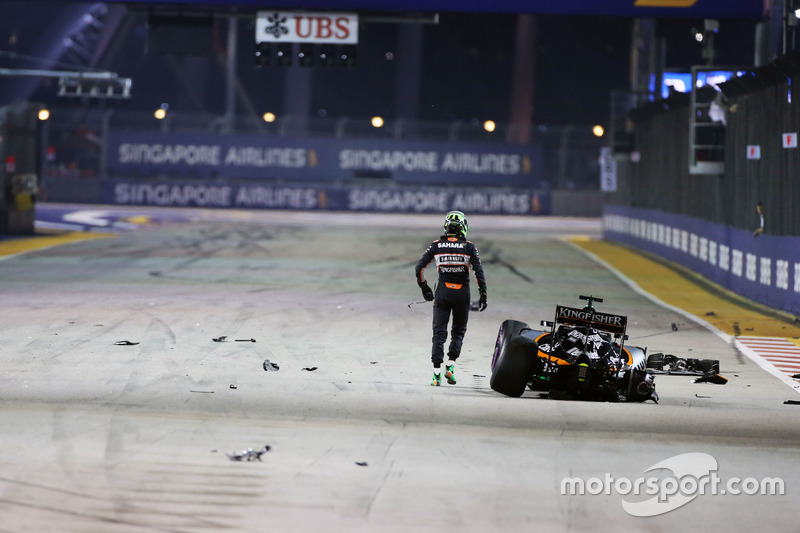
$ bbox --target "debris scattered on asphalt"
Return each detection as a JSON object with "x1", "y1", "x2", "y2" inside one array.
[
  {"x1": 355, "y1": 461, "x2": 368, "y2": 467},
  {"x1": 213, "y1": 336, "x2": 256, "y2": 343},
  {"x1": 227, "y1": 445, "x2": 271, "y2": 462},
  {"x1": 115, "y1": 340, "x2": 139, "y2": 345},
  {"x1": 230, "y1": 384, "x2": 237, "y2": 389},
  {"x1": 263, "y1": 360, "x2": 280, "y2": 371},
  {"x1": 671, "y1": 323, "x2": 678, "y2": 331},
  {"x1": 695, "y1": 394, "x2": 711, "y2": 398},
  {"x1": 647, "y1": 353, "x2": 726, "y2": 384},
  {"x1": 783, "y1": 400, "x2": 800, "y2": 405},
  {"x1": 792, "y1": 374, "x2": 800, "y2": 379},
  {"x1": 473, "y1": 374, "x2": 486, "y2": 378},
  {"x1": 189, "y1": 390, "x2": 215, "y2": 394},
  {"x1": 302, "y1": 367, "x2": 318, "y2": 371},
  {"x1": 705, "y1": 311, "x2": 717, "y2": 316},
  {"x1": 694, "y1": 374, "x2": 728, "y2": 385},
  {"x1": 370, "y1": 361, "x2": 377, "y2": 365},
  {"x1": 646, "y1": 353, "x2": 720, "y2": 375}
]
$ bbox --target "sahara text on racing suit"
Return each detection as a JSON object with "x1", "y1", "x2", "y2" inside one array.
[{"x1": 415, "y1": 234, "x2": 487, "y2": 367}]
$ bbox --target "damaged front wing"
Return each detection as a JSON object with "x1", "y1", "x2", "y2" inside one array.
[{"x1": 646, "y1": 353, "x2": 728, "y2": 384}]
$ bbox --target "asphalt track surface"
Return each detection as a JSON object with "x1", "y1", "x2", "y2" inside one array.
[{"x1": 1, "y1": 204, "x2": 799, "y2": 532}]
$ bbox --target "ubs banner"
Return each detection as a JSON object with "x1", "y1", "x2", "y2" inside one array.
[
  {"x1": 102, "y1": 179, "x2": 551, "y2": 215},
  {"x1": 106, "y1": 131, "x2": 543, "y2": 188}
]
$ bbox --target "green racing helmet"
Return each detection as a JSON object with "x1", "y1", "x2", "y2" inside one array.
[{"x1": 443, "y1": 210, "x2": 468, "y2": 237}]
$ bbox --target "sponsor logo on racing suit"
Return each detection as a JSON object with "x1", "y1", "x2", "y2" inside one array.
[{"x1": 435, "y1": 253, "x2": 470, "y2": 274}]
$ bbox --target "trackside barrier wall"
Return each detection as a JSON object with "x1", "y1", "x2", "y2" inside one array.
[
  {"x1": 38, "y1": 109, "x2": 608, "y2": 215},
  {"x1": 43, "y1": 175, "x2": 615, "y2": 216},
  {"x1": 603, "y1": 205, "x2": 800, "y2": 316},
  {"x1": 101, "y1": 178, "x2": 551, "y2": 215}
]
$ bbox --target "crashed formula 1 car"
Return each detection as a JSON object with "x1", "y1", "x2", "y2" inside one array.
[{"x1": 490, "y1": 295, "x2": 658, "y2": 402}]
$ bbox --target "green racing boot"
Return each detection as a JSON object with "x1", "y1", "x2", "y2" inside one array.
[
  {"x1": 444, "y1": 364, "x2": 456, "y2": 385},
  {"x1": 431, "y1": 372, "x2": 441, "y2": 386}
]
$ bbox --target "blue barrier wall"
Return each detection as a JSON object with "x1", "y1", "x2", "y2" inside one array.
[
  {"x1": 102, "y1": 178, "x2": 551, "y2": 215},
  {"x1": 603, "y1": 205, "x2": 800, "y2": 316},
  {"x1": 106, "y1": 131, "x2": 544, "y2": 188}
]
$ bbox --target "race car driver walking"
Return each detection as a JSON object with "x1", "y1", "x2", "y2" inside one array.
[{"x1": 415, "y1": 211, "x2": 488, "y2": 386}]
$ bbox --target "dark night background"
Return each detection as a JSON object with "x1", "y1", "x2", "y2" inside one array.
[{"x1": 0, "y1": 1, "x2": 759, "y2": 127}]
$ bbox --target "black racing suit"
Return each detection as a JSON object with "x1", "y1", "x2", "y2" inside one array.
[{"x1": 415, "y1": 234, "x2": 487, "y2": 367}]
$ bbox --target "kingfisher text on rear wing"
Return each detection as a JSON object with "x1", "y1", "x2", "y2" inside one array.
[{"x1": 555, "y1": 305, "x2": 627, "y2": 335}]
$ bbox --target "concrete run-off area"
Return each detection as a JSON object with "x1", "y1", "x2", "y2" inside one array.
[{"x1": 0, "y1": 206, "x2": 798, "y2": 532}]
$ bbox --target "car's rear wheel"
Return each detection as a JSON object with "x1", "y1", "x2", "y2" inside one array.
[{"x1": 490, "y1": 319, "x2": 536, "y2": 397}]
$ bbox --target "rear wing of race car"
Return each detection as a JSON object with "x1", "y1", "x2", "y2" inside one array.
[{"x1": 550, "y1": 305, "x2": 628, "y2": 346}]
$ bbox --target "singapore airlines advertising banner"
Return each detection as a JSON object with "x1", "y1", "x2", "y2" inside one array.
[
  {"x1": 106, "y1": 131, "x2": 543, "y2": 188},
  {"x1": 102, "y1": 180, "x2": 551, "y2": 215}
]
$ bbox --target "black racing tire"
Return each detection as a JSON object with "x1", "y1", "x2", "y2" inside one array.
[
  {"x1": 490, "y1": 319, "x2": 527, "y2": 370},
  {"x1": 490, "y1": 319, "x2": 536, "y2": 398}
]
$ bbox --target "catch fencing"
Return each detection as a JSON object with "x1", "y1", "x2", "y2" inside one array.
[
  {"x1": 603, "y1": 51, "x2": 800, "y2": 314},
  {"x1": 607, "y1": 52, "x2": 800, "y2": 237}
]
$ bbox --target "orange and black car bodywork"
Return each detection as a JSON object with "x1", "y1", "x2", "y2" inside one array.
[{"x1": 489, "y1": 296, "x2": 658, "y2": 402}]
